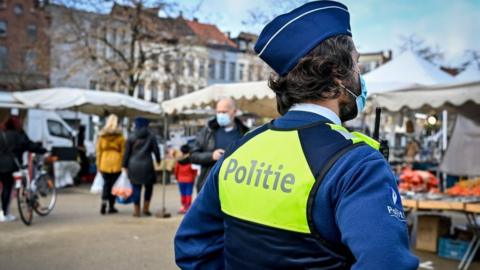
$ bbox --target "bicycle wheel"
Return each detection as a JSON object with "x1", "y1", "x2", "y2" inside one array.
[
  {"x1": 16, "y1": 185, "x2": 33, "y2": 226},
  {"x1": 33, "y1": 174, "x2": 56, "y2": 216}
]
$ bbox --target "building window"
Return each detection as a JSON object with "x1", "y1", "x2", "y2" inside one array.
[
  {"x1": 257, "y1": 65, "x2": 263, "y2": 80},
  {"x1": 177, "y1": 85, "x2": 184, "y2": 97},
  {"x1": 138, "y1": 81, "x2": 145, "y2": 99},
  {"x1": 248, "y1": 65, "x2": 254, "y2": 81},
  {"x1": 0, "y1": 20, "x2": 7, "y2": 37},
  {"x1": 187, "y1": 59, "x2": 194, "y2": 77},
  {"x1": 150, "y1": 81, "x2": 158, "y2": 102},
  {"x1": 208, "y1": 59, "x2": 216, "y2": 79},
  {"x1": 14, "y1": 4, "x2": 23, "y2": 15},
  {"x1": 0, "y1": 46, "x2": 7, "y2": 70},
  {"x1": 229, "y1": 62, "x2": 236, "y2": 81},
  {"x1": 175, "y1": 58, "x2": 183, "y2": 76},
  {"x1": 164, "y1": 54, "x2": 172, "y2": 73},
  {"x1": 110, "y1": 81, "x2": 116, "y2": 92},
  {"x1": 89, "y1": 80, "x2": 97, "y2": 90},
  {"x1": 27, "y1": 24, "x2": 37, "y2": 41},
  {"x1": 151, "y1": 54, "x2": 158, "y2": 71},
  {"x1": 25, "y1": 51, "x2": 37, "y2": 72},
  {"x1": 199, "y1": 59, "x2": 206, "y2": 78},
  {"x1": 219, "y1": 60, "x2": 226, "y2": 80},
  {"x1": 188, "y1": 85, "x2": 195, "y2": 94},
  {"x1": 239, "y1": 64, "x2": 245, "y2": 81},
  {"x1": 163, "y1": 83, "x2": 171, "y2": 100}
]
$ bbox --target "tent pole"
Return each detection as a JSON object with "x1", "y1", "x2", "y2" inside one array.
[
  {"x1": 441, "y1": 110, "x2": 448, "y2": 190},
  {"x1": 157, "y1": 112, "x2": 171, "y2": 218}
]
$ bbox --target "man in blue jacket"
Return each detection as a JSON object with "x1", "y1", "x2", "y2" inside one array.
[{"x1": 174, "y1": 1, "x2": 419, "y2": 269}]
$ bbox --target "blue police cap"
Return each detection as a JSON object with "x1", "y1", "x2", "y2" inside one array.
[{"x1": 254, "y1": 1, "x2": 351, "y2": 76}]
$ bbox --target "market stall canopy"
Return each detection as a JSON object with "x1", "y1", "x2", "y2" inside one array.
[
  {"x1": 456, "y1": 63, "x2": 480, "y2": 83},
  {"x1": 0, "y1": 91, "x2": 27, "y2": 109},
  {"x1": 364, "y1": 51, "x2": 455, "y2": 94},
  {"x1": 440, "y1": 115, "x2": 480, "y2": 176},
  {"x1": 370, "y1": 81, "x2": 480, "y2": 121},
  {"x1": 12, "y1": 88, "x2": 162, "y2": 118},
  {"x1": 162, "y1": 81, "x2": 278, "y2": 118}
]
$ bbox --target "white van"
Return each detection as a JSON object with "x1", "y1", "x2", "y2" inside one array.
[{"x1": 25, "y1": 109, "x2": 75, "y2": 151}]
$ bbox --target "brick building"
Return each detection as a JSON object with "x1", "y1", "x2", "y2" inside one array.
[{"x1": 0, "y1": 0, "x2": 50, "y2": 91}]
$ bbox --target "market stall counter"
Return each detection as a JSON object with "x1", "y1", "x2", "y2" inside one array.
[{"x1": 402, "y1": 197, "x2": 480, "y2": 270}]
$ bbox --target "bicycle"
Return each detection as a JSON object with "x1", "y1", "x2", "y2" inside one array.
[{"x1": 14, "y1": 153, "x2": 57, "y2": 226}]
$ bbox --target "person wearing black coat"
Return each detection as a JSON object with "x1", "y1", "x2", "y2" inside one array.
[
  {"x1": 122, "y1": 117, "x2": 160, "y2": 217},
  {"x1": 0, "y1": 116, "x2": 46, "y2": 222},
  {"x1": 181, "y1": 98, "x2": 249, "y2": 193}
]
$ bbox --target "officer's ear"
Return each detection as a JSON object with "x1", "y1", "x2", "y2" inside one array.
[{"x1": 333, "y1": 78, "x2": 347, "y2": 97}]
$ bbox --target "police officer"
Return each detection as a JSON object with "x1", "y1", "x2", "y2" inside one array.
[{"x1": 174, "y1": 1, "x2": 419, "y2": 269}]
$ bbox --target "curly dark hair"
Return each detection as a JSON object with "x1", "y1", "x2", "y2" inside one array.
[{"x1": 268, "y1": 35, "x2": 356, "y2": 115}]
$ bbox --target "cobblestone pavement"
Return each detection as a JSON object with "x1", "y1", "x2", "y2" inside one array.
[{"x1": 0, "y1": 184, "x2": 478, "y2": 270}]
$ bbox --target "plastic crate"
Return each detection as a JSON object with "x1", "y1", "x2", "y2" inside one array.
[{"x1": 438, "y1": 237, "x2": 470, "y2": 261}]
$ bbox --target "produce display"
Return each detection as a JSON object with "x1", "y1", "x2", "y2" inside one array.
[
  {"x1": 398, "y1": 167, "x2": 439, "y2": 193},
  {"x1": 446, "y1": 178, "x2": 480, "y2": 197}
]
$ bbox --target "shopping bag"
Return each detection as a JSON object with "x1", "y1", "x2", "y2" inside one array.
[
  {"x1": 116, "y1": 195, "x2": 134, "y2": 204},
  {"x1": 111, "y1": 171, "x2": 133, "y2": 199},
  {"x1": 90, "y1": 172, "x2": 104, "y2": 194}
]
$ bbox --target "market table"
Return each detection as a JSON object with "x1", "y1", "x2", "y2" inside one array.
[
  {"x1": 402, "y1": 199, "x2": 480, "y2": 270},
  {"x1": 462, "y1": 203, "x2": 480, "y2": 270}
]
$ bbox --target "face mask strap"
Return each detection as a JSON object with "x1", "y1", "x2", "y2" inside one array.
[{"x1": 340, "y1": 85, "x2": 358, "y2": 99}]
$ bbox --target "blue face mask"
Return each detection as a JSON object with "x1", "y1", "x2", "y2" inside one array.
[
  {"x1": 216, "y1": 113, "x2": 232, "y2": 127},
  {"x1": 344, "y1": 75, "x2": 368, "y2": 114}
]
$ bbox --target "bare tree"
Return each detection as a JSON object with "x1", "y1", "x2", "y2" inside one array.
[
  {"x1": 242, "y1": 0, "x2": 308, "y2": 29},
  {"x1": 52, "y1": 0, "x2": 195, "y2": 96},
  {"x1": 463, "y1": 49, "x2": 480, "y2": 68},
  {"x1": 398, "y1": 34, "x2": 444, "y2": 64}
]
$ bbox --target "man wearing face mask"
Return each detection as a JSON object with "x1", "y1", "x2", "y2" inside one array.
[
  {"x1": 175, "y1": 1, "x2": 418, "y2": 269},
  {"x1": 184, "y1": 98, "x2": 249, "y2": 193}
]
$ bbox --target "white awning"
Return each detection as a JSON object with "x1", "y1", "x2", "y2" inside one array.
[
  {"x1": 162, "y1": 81, "x2": 277, "y2": 117},
  {"x1": 13, "y1": 88, "x2": 162, "y2": 118},
  {"x1": 370, "y1": 81, "x2": 480, "y2": 113}
]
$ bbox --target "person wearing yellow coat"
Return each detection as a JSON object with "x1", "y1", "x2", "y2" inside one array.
[{"x1": 96, "y1": 114, "x2": 125, "y2": 215}]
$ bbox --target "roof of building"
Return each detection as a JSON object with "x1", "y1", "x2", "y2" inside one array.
[
  {"x1": 185, "y1": 19, "x2": 237, "y2": 48},
  {"x1": 235, "y1": 32, "x2": 259, "y2": 42}
]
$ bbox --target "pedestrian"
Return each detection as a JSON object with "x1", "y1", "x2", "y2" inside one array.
[
  {"x1": 77, "y1": 125, "x2": 89, "y2": 180},
  {"x1": 174, "y1": 1, "x2": 419, "y2": 269},
  {"x1": 174, "y1": 144, "x2": 197, "y2": 214},
  {"x1": 0, "y1": 116, "x2": 46, "y2": 222},
  {"x1": 181, "y1": 98, "x2": 249, "y2": 193},
  {"x1": 96, "y1": 114, "x2": 125, "y2": 215},
  {"x1": 122, "y1": 117, "x2": 160, "y2": 217}
]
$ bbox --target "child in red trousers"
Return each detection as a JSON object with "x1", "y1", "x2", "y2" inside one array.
[{"x1": 174, "y1": 144, "x2": 198, "y2": 214}]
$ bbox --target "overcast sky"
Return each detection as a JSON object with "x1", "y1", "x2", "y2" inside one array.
[{"x1": 179, "y1": 0, "x2": 480, "y2": 66}]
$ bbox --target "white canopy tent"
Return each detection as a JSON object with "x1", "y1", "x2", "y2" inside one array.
[
  {"x1": 439, "y1": 115, "x2": 480, "y2": 176},
  {"x1": 0, "y1": 91, "x2": 26, "y2": 109},
  {"x1": 369, "y1": 81, "x2": 480, "y2": 115},
  {"x1": 456, "y1": 63, "x2": 480, "y2": 83},
  {"x1": 12, "y1": 88, "x2": 162, "y2": 118},
  {"x1": 370, "y1": 81, "x2": 480, "y2": 176},
  {"x1": 364, "y1": 51, "x2": 455, "y2": 94},
  {"x1": 162, "y1": 81, "x2": 277, "y2": 117}
]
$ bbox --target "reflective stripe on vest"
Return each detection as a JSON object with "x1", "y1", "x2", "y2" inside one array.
[
  {"x1": 326, "y1": 123, "x2": 380, "y2": 150},
  {"x1": 219, "y1": 123, "x2": 379, "y2": 234}
]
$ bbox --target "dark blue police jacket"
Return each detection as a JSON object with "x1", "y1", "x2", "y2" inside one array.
[{"x1": 174, "y1": 110, "x2": 419, "y2": 270}]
